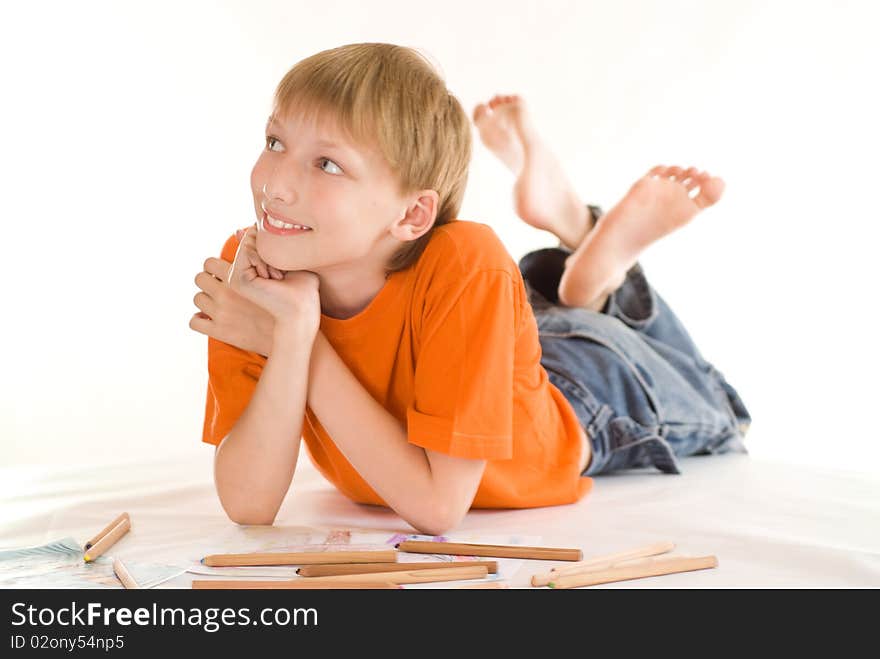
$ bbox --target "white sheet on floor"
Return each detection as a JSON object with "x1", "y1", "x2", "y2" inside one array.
[{"x1": 2, "y1": 449, "x2": 878, "y2": 588}]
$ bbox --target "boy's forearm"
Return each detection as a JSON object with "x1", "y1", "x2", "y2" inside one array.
[
  {"x1": 307, "y1": 332, "x2": 447, "y2": 534},
  {"x1": 214, "y1": 323, "x2": 314, "y2": 525}
]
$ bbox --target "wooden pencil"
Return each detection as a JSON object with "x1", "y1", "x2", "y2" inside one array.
[
  {"x1": 112, "y1": 558, "x2": 140, "y2": 589},
  {"x1": 299, "y1": 565, "x2": 489, "y2": 585},
  {"x1": 84, "y1": 512, "x2": 130, "y2": 550},
  {"x1": 531, "y1": 541, "x2": 676, "y2": 586},
  {"x1": 547, "y1": 555, "x2": 718, "y2": 589},
  {"x1": 396, "y1": 540, "x2": 582, "y2": 561},
  {"x1": 202, "y1": 549, "x2": 398, "y2": 567},
  {"x1": 83, "y1": 517, "x2": 131, "y2": 562},
  {"x1": 297, "y1": 560, "x2": 497, "y2": 577},
  {"x1": 193, "y1": 580, "x2": 401, "y2": 589}
]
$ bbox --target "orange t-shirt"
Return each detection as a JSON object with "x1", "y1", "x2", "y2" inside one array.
[{"x1": 201, "y1": 219, "x2": 593, "y2": 509}]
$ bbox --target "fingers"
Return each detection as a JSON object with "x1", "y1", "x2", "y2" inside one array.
[
  {"x1": 224, "y1": 223, "x2": 287, "y2": 297},
  {"x1": 250, "y1": 251, "x2": 270, "y2": 279},
  {"x1": 193, "y1": 291, "x2": 215, "y2": 316},
  {"x1": 195, "y1": 271, "x2": 222, "y2": 299},
  {"x1": 241, "y1": 225, "x2": 276, "y2": 280},
  {"x1": 188, "y1": 312, "x2": 211, "y2": 336},
  {"x1": 203, "y1": 257, "x2": 231, "y2": 281}
]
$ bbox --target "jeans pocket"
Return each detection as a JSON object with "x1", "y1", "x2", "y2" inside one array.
[{"x1": 543, "y1": 363, "x2": 613, "y2": 438}]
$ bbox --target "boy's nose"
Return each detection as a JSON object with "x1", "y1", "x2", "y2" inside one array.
[{"x1": 262, "y1": 170, "x2": 298, "y2": 205}]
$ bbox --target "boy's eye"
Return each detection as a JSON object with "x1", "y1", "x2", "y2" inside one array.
[
  {"x1": 266, "y1": 135, "x2": 344, "y2": 174},
  {"x1": 319, "y1": 158, "x2": 343, "y2": 175}
]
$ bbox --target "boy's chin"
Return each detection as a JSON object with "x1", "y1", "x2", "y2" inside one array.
[
  {"x1": 257, "y1": 250, "x2": 313, "y2": 274},
  {"x1": 255, "y1": 239, "x2": 305, "y2": 270}
]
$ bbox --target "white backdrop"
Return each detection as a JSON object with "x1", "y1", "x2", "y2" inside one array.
[{"x1": 2, "y1": 0, "x2": 878, "y2": 474}]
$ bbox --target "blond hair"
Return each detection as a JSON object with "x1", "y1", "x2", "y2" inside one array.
[{"x1": 272, "y1": 43, "x2": 472, "y2": 272}]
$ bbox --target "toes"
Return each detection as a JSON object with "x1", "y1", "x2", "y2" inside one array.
[
  {"x1": 680, "y1": 167, "x2": 700, "y2": 187},
  {"x1": 648, "y1": 165, "x2": 668, "y2": 178},
  {"x1": 694, "y1": 175, "x2": 725, "y2": 208},
  {"x1": 666, "y1": 166, "x2": 685, "y2": 181},
  {"x1": 681, "y1": 167, "x2": 701, "y2": 196},
  {"x1": 488, "y1": 94, "x2": 520, "y2": 109},
  {"x1": 473, "y1": 103, "x2": 489, "y2": 124}
]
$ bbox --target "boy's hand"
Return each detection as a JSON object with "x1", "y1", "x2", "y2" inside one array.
[
  {"x1": 226, "y1": 224, "x2": 320, "y2": 337},
  {"x1": 190, "y1": 249, "x2": 275, "y2": 357}
]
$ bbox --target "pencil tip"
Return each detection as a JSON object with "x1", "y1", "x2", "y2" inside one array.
[
  {"x1": 393, "y1": 543, "x2": 400, "y2": 549},
  {"x1": 83, "y1": 555, "x2": 92, "y2": 563}
]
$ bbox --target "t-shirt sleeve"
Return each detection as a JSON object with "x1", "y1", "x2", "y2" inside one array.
[
  {"x1": 201, "y1": 231, "x2": 267, "y2": 446},
  {"x1": 405, "y1": 269, "x2": 516, "y2": 460}
]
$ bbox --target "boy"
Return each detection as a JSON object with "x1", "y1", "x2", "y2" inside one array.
[{"x1": 190, "y1": 44, "x2": 750, "y2": 535}]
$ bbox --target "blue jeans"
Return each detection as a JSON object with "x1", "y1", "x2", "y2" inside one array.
[{"x1": 520, "y1": 208, "x2": 751, "y2": 475}]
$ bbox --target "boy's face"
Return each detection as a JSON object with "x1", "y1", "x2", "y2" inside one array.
[{"x1": 250, "y1": 109, "x2": 409, "y2": 274}]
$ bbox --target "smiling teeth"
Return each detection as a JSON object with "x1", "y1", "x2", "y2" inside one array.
[{"x1": 267, "y1": 215, "x2": 310, "y2": 231}]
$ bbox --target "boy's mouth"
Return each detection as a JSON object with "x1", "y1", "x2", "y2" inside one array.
[{"x1": 262, "y1": 210, "x2": 313, "y2": 235}]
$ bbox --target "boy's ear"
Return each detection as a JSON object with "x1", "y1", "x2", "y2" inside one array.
[{"x1": 391, "y1": 190, "x2": 440, "y2": 242}]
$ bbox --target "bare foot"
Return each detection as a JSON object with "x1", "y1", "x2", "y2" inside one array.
[
  {"x1": 558, "y1": 165, "x2": 725, "y2": 309},
  {"x1": 473, "y1": 94, "x2": 591, "y2": 250}
]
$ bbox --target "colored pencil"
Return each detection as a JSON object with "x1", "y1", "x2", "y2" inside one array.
[
  {"x1": 547, "y1": 555, "x2": 718, "y2": 589},
  {"x1": 113, "y1": 558, "x2": 140, "y2": 589},
  {"x1": 396, "y1": 540, "x2": 582, "y2": 561},
  {"x1": 531, "y1": 541, "x2": 675, "y2": 586},
  {"x1": 298, "y1": 565, "x2": 489, "y2": 585},
  {"x1": 202, "y1": 549, "x2": 398, "y2": 567},
  {"x1": 84, "y1": 512, "x2": 130, "y2": 550},
  {"x1": 297, "y1": 559, "x2": 497, "y2": 577},
  {"x1": 83, "y1": 517, "x2": 131, "y2": 562}
]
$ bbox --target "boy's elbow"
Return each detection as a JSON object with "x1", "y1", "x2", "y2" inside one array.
[
  {"x1": 227, "y1": 511, "x2": 277, "y2": 526},
  {"x1": 221, "y1": 500, "x2": 278, "y2": 527},
  {"x1": 413, "y1": 504, "x2": 465, "y2": 537}
]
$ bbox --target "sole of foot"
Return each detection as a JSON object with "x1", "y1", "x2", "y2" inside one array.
[
  {"x1": 557, "y1": 165, "x2": 725, "y2": 308},
  {"x1": 473, "y1": 94, "x2": 590, "y2": 249}
]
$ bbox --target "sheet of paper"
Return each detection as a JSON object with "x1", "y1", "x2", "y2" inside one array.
[
  {"x1": 0, "y1": 537, "x2": 185, "y2": 589},
  {"x1": 186, "y1": 526, "x2": 541, "y2": 586}
]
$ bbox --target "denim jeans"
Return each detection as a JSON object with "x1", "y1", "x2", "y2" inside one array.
[{"x1": 520, "y1": 206, "x2": 751, "y2": 476}]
